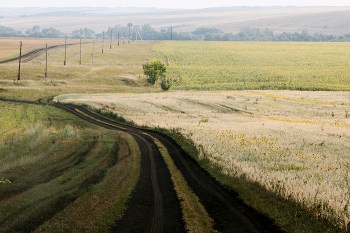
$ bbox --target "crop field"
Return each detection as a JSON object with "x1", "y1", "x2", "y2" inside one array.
[
  {"x1": 153, "y1": 41, "x2": 350, "y2": 91},
  {"x1": 58, "y1": 90, "x2": 350, "y2": 230}
]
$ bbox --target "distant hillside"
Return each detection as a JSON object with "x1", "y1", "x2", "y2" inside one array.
[{"x1": 0, "y1": 6, "x2": 349, "y2": 35}]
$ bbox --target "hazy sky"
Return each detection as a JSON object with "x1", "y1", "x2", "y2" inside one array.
[{"x1": 2, "y1": 0, "x2": 350, "y2": 9}]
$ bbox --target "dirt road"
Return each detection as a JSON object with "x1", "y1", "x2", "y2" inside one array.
[{"x1": 0, "y1": 98, "x2": 283, "y2": 232}]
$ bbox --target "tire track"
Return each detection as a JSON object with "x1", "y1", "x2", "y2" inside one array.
[
  {"x1": 54, "y1": 103, "x2": 184, "y2": 232},
  {"x1": 131, "y1": 134, "x2": 164, "y2": 233},
  {"x1": 0, "y1": 42, "x2": 90, "y2": 64}
]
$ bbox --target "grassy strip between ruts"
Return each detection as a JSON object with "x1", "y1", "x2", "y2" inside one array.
[
  {"x1": 151, "y1": 136, "x2": 215, "y2": 233},
  {"x1": 83, "y1": 104, "x2": 344, "y2": 232},
  {"x1": 69, "y1": 103, "x2": 214, "y2": 232}
]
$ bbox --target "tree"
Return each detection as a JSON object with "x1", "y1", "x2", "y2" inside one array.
[
  {"x1": 142, "y1": 60, "x2": 166, "y2": 85},
  {"x1": 127, "y1": 23, "x2": 133, "y2": 42},
  {"x1": 32, "y1": 25, "x2": 40, "y2": 33}
]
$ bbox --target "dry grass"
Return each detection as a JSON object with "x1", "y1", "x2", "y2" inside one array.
[
  {"x1": 58, "y1": 90, "x2": 350, "y2": 229},
  {"x1": 0, "y1": 39, "x2": 163, "y2": 101}
]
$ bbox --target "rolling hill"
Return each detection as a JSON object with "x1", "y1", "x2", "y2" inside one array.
[{"x1": 0, "y1": 6, "x2": 350, "y2": 35}]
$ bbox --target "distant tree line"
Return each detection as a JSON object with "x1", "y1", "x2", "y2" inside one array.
[{"x1": 1, "y1": 24, "x2": 350, "y2": 42}]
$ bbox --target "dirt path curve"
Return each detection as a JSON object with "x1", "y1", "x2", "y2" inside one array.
[
  {"x1": 0, "y1": 98, "x2": 284, "y2": 233},
  {"x1": 0, "y1": 42, "x2": 90, "y2": 64}
]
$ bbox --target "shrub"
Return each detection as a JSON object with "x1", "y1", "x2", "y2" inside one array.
[{"x1": 142, "y1": 60, "x2": 166, "y2": 85}]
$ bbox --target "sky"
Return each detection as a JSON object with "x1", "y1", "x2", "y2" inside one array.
[{"x1": 2, "y1": 0, "x2": 350, "y2": 9}]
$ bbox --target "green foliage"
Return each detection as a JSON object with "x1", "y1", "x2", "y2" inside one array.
[
  {"x1": 142, "y1": 60, "x2": 167, "y2": 85},
  {"x1": 160, "y1": 77, "x2": 173, "y2": 91}
]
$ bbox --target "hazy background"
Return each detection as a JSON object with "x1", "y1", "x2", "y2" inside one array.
[
  {"x1": 2, "y1": 0, "x2": 350, "y2": 8},
  {"x1": 1, "y1": 1, "x2": 350, "y2": 37}
]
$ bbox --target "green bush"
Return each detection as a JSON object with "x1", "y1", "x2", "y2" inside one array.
[
  {"x1": 142, "y1": 60, "x2": 166, "y2": 85},
  {"x1": 160, "y1": 77, "x2": 172, "y2": 91}
]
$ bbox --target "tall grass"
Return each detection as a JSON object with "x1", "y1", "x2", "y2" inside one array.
[{"x1": 0, "y1": 101, "x2": 141, "y2": 232}]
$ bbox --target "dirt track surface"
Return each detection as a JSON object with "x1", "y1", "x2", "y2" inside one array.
[
  {"x1": 0, "y1": 98, "x2": 284, "y2": 233},
  {"x1": 0, "y1": 42, "x2": 88, "y2": 64}
]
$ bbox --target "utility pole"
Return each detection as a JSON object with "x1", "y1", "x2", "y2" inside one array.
[
  {"x1": 79, "y1": 38, "x2": 81, "y2": 65},
  {"x1": 171, "y1": 26, "x2": 172, "y2": 40},
  {"x1": 133, "y1": 27, "x2": 135, "y2": 42},
  {"x1": 64, "y1": 36, "x2": 67, "y2": 65},
  {"x1": 102, "y1": 31, "x2": 104, "y2": 54},
  {"x1": 123, "y1": 27, "x2": 125, "y2": 44},
  {"x1": 92, "y1": 40, "x2": 94, "y2": 64},
  {"x1": 118, "y1": 28, "x2": 120, "y2": 46},
  {"x1": 205, "y1": 28, "x2": 207, "y2": 41},
  {"x1": 45, "y1": 43, "x2": 47, "y2": 79},
  {"x1": 110, "y1": 29, "x2": 112, "y2": 49},
  {"x1": 17, "y1": 41, "x2": 22, "y2": 83}
]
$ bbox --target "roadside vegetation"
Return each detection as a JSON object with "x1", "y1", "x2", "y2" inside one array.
[{"x1": 0, "y1": 101, "x2": 140, "y2": 232}]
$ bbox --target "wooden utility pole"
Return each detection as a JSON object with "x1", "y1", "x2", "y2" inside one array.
[
  {"x1": 205, "y1": 28, "x2": 207, "y2": 41},
  {"x1": 45, "y1": 43, "x2": 47, "y2": 79},
  {"x1": 128, "y1": 26, "x2": 130, "y2": 43},
  {"x1": 118, "y1": 28, "x2": 120, "y2": 46},
  {"x1": 171, "y1": 26, "x2": 172, "y2": 40},
  {"x1": 17, "y1": 41, "x2": 22, "y2": 83},
  {"x1": 92, "y1": 40, "x2": 94, "y2": 63},
  {"x1": 102, "y1": 31, "x2": 104, "y2": 54},
  {"x1": 123, "y1": 28, "x2": 125, "y2": 44},
  {"x1": 79, "y1": 38, "x2": 81, "y2": 65},
  {"x1": 133, "y1": 27, "x2": 135, "y2": 42},
  {"x1": 64, "y1": 36, "x2": 67, "y2": 65},
  {"x1": 110, "y1": 29, "x2": 112, "y2": 49}
]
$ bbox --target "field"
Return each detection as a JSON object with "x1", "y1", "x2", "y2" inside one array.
[
  {"x1": 154, "y1": 41, "x2": 350, "y2": 91},
  {"x1": 59, "y1": 90, "x2": 350, "y2": 230},
  {"x1": 1, "y1": 38, "x2": 350, "y2": 231},
  {"x1": 0, "y1": 38, "x2": 162, "y2": 101}
]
